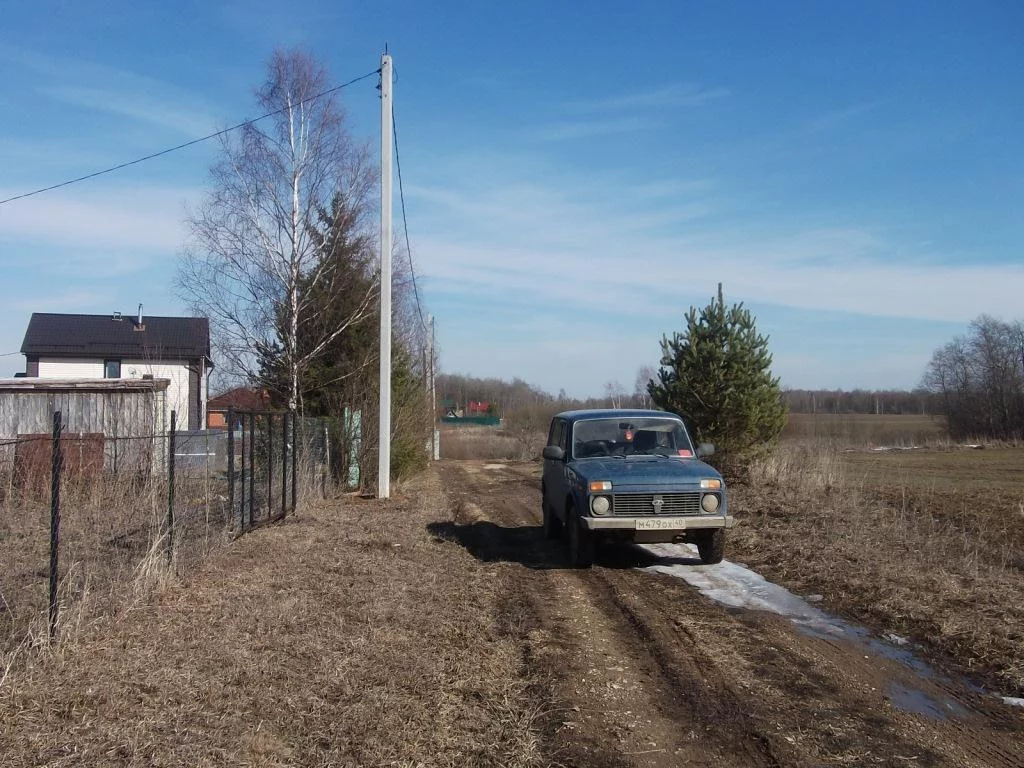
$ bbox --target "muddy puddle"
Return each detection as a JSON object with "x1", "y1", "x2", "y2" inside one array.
[{"x1": 637, "y1": 542, "x2": 1019, "y2": 718}]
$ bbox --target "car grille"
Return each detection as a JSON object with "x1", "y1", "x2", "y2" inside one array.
[{"x1": 612, "y1": 492, "x2": 702, "y2": 515}]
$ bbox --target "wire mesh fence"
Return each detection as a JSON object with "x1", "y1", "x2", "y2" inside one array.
[{"x1": 0, "y1": 408, "x2": 331, "y2": 658}]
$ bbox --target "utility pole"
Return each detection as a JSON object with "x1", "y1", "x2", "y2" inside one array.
[
  {"x1": 428, "y1": 314, "x2": 438, "y2": 460},
  {"x1": 378, "y1": 51, "x2": 393, "y2": 499}
]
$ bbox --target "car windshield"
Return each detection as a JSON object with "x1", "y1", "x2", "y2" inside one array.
[{"x1": 572, "y1": 417, "x2": 695, "y2": 459}]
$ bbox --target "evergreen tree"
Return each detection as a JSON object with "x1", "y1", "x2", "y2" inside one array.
[
  {"x1": 258, "y1": 192, "x2": 377, "y2": 414},
  {"x1": 649, "y1": 284, "x2": 786, "y2": 468}
]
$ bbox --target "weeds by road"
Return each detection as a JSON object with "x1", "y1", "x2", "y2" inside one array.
[
  {"x1": 0, "y1": 471, "x2": 547, "y2": 768},
  {"x1": 731, "y1": 442, "x2": 1024, "y2": 696}
]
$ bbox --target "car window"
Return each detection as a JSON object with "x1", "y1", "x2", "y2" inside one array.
[
  {"x1": 572, "y1": 417, "x2": 694, "y2": 458},
  {"x1": 557, "y1": 420, "x2": 569, "y2": 451}
]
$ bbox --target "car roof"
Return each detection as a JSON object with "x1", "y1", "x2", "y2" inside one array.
[{"x1": 554, "y1": 409, "x2": 682, "y2": 423}]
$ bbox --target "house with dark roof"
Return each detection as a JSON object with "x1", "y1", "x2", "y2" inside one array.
[{"x1": 20, "y1": 308, "x2": 213, "y2": 430}]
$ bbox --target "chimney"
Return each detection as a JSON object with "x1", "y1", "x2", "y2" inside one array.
[{"x1": 134, "y1": 303, "x2": 146, "y2": 332}]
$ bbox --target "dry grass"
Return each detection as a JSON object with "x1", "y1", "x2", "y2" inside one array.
[
  {"x1": 782, "y1": 413, "x2": 946, "y2": 446},
  {"x1": 441, "y1": 425, "x2": 544, "y2": 462},
  {"x1": 0, "y1": 469, "x2": 550, "y2": 767},
  {"x1": 734, "y1": 441, "x2": 1024, "y2": 696}
]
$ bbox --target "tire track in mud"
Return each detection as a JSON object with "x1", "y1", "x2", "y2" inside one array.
[{"x1": 438, "y1": 460, "x2": 1024, "y2": 767}]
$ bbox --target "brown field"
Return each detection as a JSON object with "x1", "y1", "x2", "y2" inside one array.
[
  {"x1": 782, "y1": 412, "x2": 945, "y2": 445},
  {"x1": 731, "y1": 442, "x2": 1024, "y2": 696}
]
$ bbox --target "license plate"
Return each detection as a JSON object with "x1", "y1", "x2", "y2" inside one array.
[{"x1": 635, "y1": 517, "x2": 687, "y2": 530}]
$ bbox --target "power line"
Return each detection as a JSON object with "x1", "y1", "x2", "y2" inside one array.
[
  {"x1": 391, "y1": 106, "x2": 426, "y2": 332},
  {"x1": 0, "y1": 69, "x2": 381, "y2": 207}
]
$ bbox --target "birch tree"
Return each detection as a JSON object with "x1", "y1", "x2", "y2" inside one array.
[{"x1": 179, "y1": 49, "x2": 376, "y2": 412}]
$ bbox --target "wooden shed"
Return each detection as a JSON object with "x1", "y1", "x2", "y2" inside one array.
[{"x1": 0, "y1": 378, "x2": 170, "y2": 477}]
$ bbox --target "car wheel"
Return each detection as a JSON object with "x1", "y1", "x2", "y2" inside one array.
[
  {"x1": 567, "y1": 507, "x2": 595, "y2": 568},
  {"x1": 696, "y1": 529, "x2": 725, "y2": 565},
  {"x1": 542, "y1": 499, "x2": 562, "y2": 539}
]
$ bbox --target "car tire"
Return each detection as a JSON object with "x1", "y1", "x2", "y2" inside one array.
[
  {"x1": 567, "y1": 507, "x2": 595, "y2": 568},
  {"x1": 696, "y1": 529, "x2": 725, "y2": 565},
  {"x1": 542, "y1": 499, "x2": 562, "y2": 539}
]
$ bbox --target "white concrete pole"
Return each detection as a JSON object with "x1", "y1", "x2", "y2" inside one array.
[
  {"x1": 428, "y1": 314, "x2": 439, "y2": 460},
  {"x1": 378, "y1": 53, "x2": 393, "y2": 498}
]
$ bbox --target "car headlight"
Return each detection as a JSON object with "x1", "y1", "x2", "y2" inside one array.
[
  {"x1": 701, "y1": 493, "x2": 720, "y2": 513},
  {"x1": 591, "y1": 495, "x2": 611, "y2": 515}
]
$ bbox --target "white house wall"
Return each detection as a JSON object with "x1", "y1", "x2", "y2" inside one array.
[
  {"x1": 36, "y1": 358, "x2": 199, "y2": 429},
  {"x1": 122, "y1": 361, "x2": 191, "y2": 428},
  {"x1": 38, "y1": 358, "x2": 105, "y2": 378}
]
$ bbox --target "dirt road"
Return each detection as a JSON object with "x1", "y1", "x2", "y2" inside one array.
[
  {"x1": 4, "y1": 460, "x2": 1023, "y2": 767},
  {"x1": 438, "y1": 460, "x2": 1024, "y2": 767}
]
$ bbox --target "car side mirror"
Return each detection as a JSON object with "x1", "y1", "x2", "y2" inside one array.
[
  {"x1": 697, "y1": 443, "x2": 715, "y2": 458},
  {"x1": 542, "y1": 445, "x2": 565, "y2": 461}
]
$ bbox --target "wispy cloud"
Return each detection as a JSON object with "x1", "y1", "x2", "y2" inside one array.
[
  {"x1": 566, "y1": 83, "x2": 730, "y2": 112},
  {"x1": 0, "y1": 185, "x2": 196, "y2": 258},
  {"x1": 41, "y1": 86, "x2": 217, "y2": 137},
  {"x1": 0, "y1": 45, "x2": 219, "y2": 137},
  {"x1": 805, "y1": 101, "x2": 881, "y2": 134},
  {"x1": 408, "y1": 153, "x2": 1023, "y2": 326},
  {"x1": 526, "y1": 116, "x2": 656, "y2": 142}
]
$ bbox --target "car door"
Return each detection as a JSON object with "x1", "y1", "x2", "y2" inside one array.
[{"x1": 542, "y1": 418, "x2": 566, "y2": 515}]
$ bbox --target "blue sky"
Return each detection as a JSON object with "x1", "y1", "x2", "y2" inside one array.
[{"x1": 1, "y1": 1, "x2": 1021, "y2": 397}]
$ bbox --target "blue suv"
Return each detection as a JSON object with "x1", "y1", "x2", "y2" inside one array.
[{"x1": 541, "y1": 409, "x2": 733, "y2": 567}]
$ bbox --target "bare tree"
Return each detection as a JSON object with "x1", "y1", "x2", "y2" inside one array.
[
  {"x1": 634, "y1": 365, "x2": 656, "y2": 409},
  {"x1": 179, "y1": 49, "x2": 376, "y2": 412},
  {"x1": 604, "y1": 380, "x2": 626, "y2": 409},
  {"x1": 923, "y1": 316, "x2": 1024, "y2": 440}
]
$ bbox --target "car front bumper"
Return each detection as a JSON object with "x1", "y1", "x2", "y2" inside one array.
[{"x1": 581, "y1": 514, "x2": 735, "y2": 531}]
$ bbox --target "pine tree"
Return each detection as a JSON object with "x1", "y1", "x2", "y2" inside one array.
[{"x1": 649, "y1": 284, "x2": 786, "y2": 469}]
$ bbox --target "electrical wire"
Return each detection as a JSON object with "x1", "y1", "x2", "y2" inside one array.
[
  {"x1": 391, "y1": 106, "x2": 426, "y2": 332},
  {"x1": 0, "y1": 69, "x2": 381, "y2": 207}
]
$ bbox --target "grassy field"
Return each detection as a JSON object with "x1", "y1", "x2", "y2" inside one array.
[
  {"x1": 783, "y1": 412, "x2": 945, "y2": 445},
  {"x1": 732, "y1": 441, "x2": 1024, "y2": 696}
]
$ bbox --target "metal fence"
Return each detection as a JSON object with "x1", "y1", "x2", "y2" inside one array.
[{"x1": 0, "y1": 408, "x2": 331, "y2": 655}]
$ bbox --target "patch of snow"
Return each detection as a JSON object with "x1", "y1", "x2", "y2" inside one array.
[
  {"x1": 806, "y1": 594, "x2": 824, "y2": 603},
  {"x1": 638, "y1": 543, "x2": 937, "y2": 676},
  {"x1": 638, "y1": 543, "x2": 1024, "y2": 716},
  {"x1": 483, "y1": 463, "x2": 507, "y2": 470},
  {"x1": 638, "y1": 543, "x2": 851, "y2": 637}
]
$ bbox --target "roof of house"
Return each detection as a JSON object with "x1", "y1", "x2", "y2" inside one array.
[
  {"x1": 21, "y1": 313, "x2": 212, "y2": 362},
  {"x1": 0, "y1": 377, "x2": 171, "y2": 393},
  {"x1": 207, "y1": 386, "x2": 270, "y2": 411}
]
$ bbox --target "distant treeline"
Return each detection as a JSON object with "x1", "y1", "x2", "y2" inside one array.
[
  {"x1": 782, "y1": 389, "x2": 938, "y2": 415},
  {"x1": 437, "y1": 373, "x2": 941, "y2": 424}
]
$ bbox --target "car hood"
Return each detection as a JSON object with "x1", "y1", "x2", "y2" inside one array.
[{"x1": 574, "y1": 456, "x2": 721, "y2": 487}]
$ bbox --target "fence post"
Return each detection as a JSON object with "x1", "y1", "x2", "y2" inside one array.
[
  {"x1": 49, "y1": 410, "x2": 63, "y2": 641},
  {"x1": 167, "y1": 410, "x2": 176, "y2": 568},
  {"x1": 281, "y1": 413, "x2": 288, "y2": 517},
  {"x1": 248, "y1": 412, "x2": 255, "y2": 527},
  {"x1": 227, "y1": 406, "x2": 235, "y2": 530},
  {"x1": 291, "y1": 414, "x2": 298, "y2": 512},
  {"x1": 267, "y1": 413, "x2": 273, "y2": 520},
  {"x1": 322, "y1": 423, "x2": 329, "y2": 497},
  {"x1": 239, "y1": 412, "x2": 247, "y2": 532}
]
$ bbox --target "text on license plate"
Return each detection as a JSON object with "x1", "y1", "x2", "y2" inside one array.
[{"x1": 635, "y1": 517, "x2": 688, "y2": 530}]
